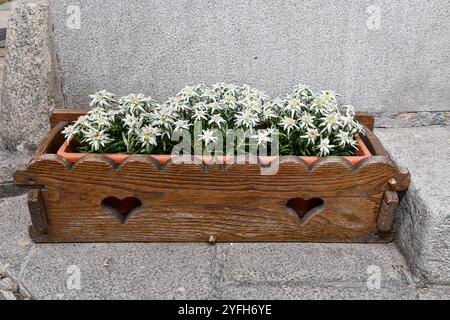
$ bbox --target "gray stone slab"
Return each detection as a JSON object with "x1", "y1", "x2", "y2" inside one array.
[
  {"x1": 218, "y1": 243, "x2": 413, "y2": 289},
  {"x1": 19, "y1": 243, "x2": 215, "y2": 300},
  {"x1": 49, "y1": 0, "x2": 450, "y2": 115},
  {"x1": 0, "y1": 195, "x2": 216, "y2": 300},
  {"x1": 418, "y1": 286, "x2": 450, "y2": 300},
  {"x1": 0, "y1": 5, "x2": 11, "y2": 28},
  {"x1": 0, "y1": 148, "x2": 31, "y2": 198},
  {"x1": 1, "y1": 194, "x2": 450, "y2": 299},
  {"x1": 0, "y1": 0, "x2": 63, "y2": 149},
  {"x1": 0, "y1": 195, "x2": 33, "y2": 276},
  {"x1": 221, "y1": 284, "x2": 419, "y2": 300},
  {"x1": 376, "y1": 126, "x2": 450, "y2": 285}
]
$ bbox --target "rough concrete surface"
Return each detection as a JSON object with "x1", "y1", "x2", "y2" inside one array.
[
  {"x1": 0, "y1": 148, "x2": 31, "y2": 198},
  {"x1": 0, "y1": 0, "x2": 63, "y2": 149},
  {"x1": 50, "y1": 0, "x2": 450, "y2": 115},
  {"x1": 0, "y1": 194, "x2": 449, "y2": 300},
  {"x1": 377, "y1": 126, "x2": 450, "y2": 285}
]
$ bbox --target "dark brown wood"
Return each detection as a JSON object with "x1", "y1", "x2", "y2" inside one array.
[
  {"x1": 15, "y1": 153, "x2": 405, "y2": 243},
  {"x1": 34, "y1": 121, "x2": 68, "y2": 157},
  {"x1": 13, "y1": 109, "x2": 410, "y2": 243},
  {"x1": 360, "y1": 126, "x2": 388, "y2": 156},
  {"x1": 27, "y1": 189, "x2": 48, "y2": 234},
  {"x1": 50, "y1": 109, "x2": 87, "y2": 128},
  {"x1": 354, "y1": 112, "x2": 375, "y2": 131},
  {"x1": 376, "y1": 191, "x2": 399, "y2": 233},
  {"x1": 388, "y1": 167, "x2": 411, "y2": 192}
]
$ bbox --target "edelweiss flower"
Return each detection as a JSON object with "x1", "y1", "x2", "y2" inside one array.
[
  {"x1": 191, "y1": 108, "x2": 208, "y2": 122},
  {"x1": 208, "y1": 101, "x2": 222, "y2": 113},
  {"x1": 89, "y1": 90, "x2": 115, "y2": 108},
  {"x1": 299, "y1": 112, "x2": 315, "y2": 129},
  {"x1": 198, "y1": 129, "x2": 218, "y2": 146},
  {"x1": 320, "y1": 113, "x2": 341, "y2": 133},
  {"x1": 262, "y1": 106, "x2": 277, "y2": 120},
  {"x1": 336, "y1": 130, "x2": 355, "y2": 147},
  {"x1": 317, "y1": 138, "x2": 335, "y2": 157},
  {"x1": 139, "y1": 125, "x2": 161, "y2": 148},
  {"x1": 123, "y1": 114, "x2": 143, "y2": 131},
  {"x1": 208, "y1": 113, "x2": 226, "y2": 129},
  {"x1": 235, "y1": 110, "x2": 259, "y2": 128},
  {"x1": 83, "y1": 128, "x2": 111, "y2": 151},
  {"x1": 62, "y1": 124, "x2": 80, "y2": 140},
  {"x1": 300, "y1": 128, "x2": 320, "y2": 145},
  {"x1": 292, "y1": 84, "x2": 313, "y2": 100},
  {"x1": 279, "y1": 116, "x2": 299, "y2": 134},
  {"x1": 223, "y1": 95, "x2": 237, "y2": 107},
  {"x1": 251, "y1": 129, "x2": 273, "y2": 145},
  {"x1": 284, "y1": 96, "x2": 302, "y2": 116},
  {"x1": 172, "y1": 119, "x2": 190, "y2": 133}
]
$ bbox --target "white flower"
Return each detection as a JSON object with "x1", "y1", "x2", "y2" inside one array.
[
  {"x1": 90, "y1": 113, "x2": 112, "y2": 128},
  {"x1": 198, "y1": 129, "x2": 218, "y2": 146},
  {"x1": 336, "y1": 130, "x2": 352, "y2": 147},
  {"x1": 120, "y1": 94, "x2": 153, "y2": 114},
  {"x1": 235, "y1": 110, "x2": 259, "y2": 128},
  {"x1": 245, "y1": 100, "x2": 262, "y2": 113},
  {"x1": 317, "y1": 138, "x2": 335, "y2": 157},
  {"x1": 223, "y1": 94, "x2": 237, "y2": 107},
  {"x1": 75, "y1": 115, "x2": 91, "y2": 127},
  {"x1": 279, "y1": 116, "x2": 299, "y2": 134},
  {"x1": 300, "y1": 128, "x2": 320, "y2": 145},
  {"x1": 343, "y1": 105, "x2": 355, "y2": 117},
  {"x1": 139, "y1": 125, "x2": 161, "y2": 148},
  {"x1": 319, "y1": 90, "x2": 338, "y2": 104},
  {"x1": 89, "y1": 90, "x2": 115, "y2": 108},
  {"x1": 62, "y1": 124, "x2": 80, "y2": 140},
  {"x1": 152, "y1": 109, "x2": 176, "y2": 130},
  {"x1": 192, "y1": 108, "x2": 208, "y2": 122},
  {"x1": 123, "y1": 114, "x2": 143, "y2": 131},
  {"x1": 251, "y1": 129, "x2": 272, "y2": 145},
  {"x1": 83, "y1": 128, "x2": 111, "y2": 151},
  {"x1": 262, "y1": 106, "x2": 277, "y2": 120},
  {"x1": 293, "y1": 84, "x2": 313, "y2": 100},
  {"x1": 208, "y1": 113, "x2": 226, "y2": 129},
  {"x1": 299, "y1": 112, "x2": 315, "y2": 129},
  {"x1": 181, "y1": 85, "x2": 198, "y2": 97},
  {"x1": 284, "y1": 96, "x2": 302, "y2": 116},
  {"x1": 173, "y1": 119, "x2": 190, "y2": 133},
  {"x1": 320, "y1": 112, "x2": 341, "y2": 133},
  {"x1": 208, "y1": 101, "x2": 222, "y2": 113}
]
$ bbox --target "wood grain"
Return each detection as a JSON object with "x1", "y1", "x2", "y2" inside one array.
[
  {"x1": 13, "y1": 109, "x2": 410, "y2": 243},
  {"x1": 377, "y1": 191, "x2": 399, "y2": 233},
  {"x1": 16, "y1": 154, "x2": 402, "y2": 243},
  {"x1": 27, "y1": 189, "x2": 48, "y2": 234}
]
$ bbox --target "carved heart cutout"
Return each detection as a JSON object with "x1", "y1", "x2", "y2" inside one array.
[
  {"x1": 286, "y1": 197, "x2": 324, "y2": 225},
  {"x1": 101, "y1": 196, "x2": 142, "y2": 224}
]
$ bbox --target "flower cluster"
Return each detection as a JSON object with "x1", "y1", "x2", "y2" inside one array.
[{"x1": 62, "y1": 84, "x2": 364, "y2": 157}]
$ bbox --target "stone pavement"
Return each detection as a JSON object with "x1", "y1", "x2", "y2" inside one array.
[
  {"x1": 0, "y1": 1, "x2": 449, "y2": 299},
  {"x1": 0, "y1": 193, "x2": 448, "y2": 299},
  {"x1": 0, "y1": 125, "x2": 450, "y2": 299},
  {"x1": 376, "y1": 126, "x2": 450, "y2": 285}
]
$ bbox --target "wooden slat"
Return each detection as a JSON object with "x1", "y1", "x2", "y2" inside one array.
[
  {"x1": 354, "y1": 112, "x2": 374, "y2": 131},
  {"x1": 50, "y1": 109, "x2": 87, "y2": 128},
  {"x1": 376, "y1": 190, "x2": 399, "y2": 233},
  {"x1": 15, "y1": 154, "x2": 403, "y2": 243},
  {"x1": 27, "y1": 189, "x2": 48, "y2": 234}
]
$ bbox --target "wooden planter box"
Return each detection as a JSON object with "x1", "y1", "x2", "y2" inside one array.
[{"x1": 13, "y1": 110, "x2": 410, "y2": 243}]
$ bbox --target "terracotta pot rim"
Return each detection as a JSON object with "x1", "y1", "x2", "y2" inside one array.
[{"x1": 57, "y1": 135, "x2": 371, "y2": 165}]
